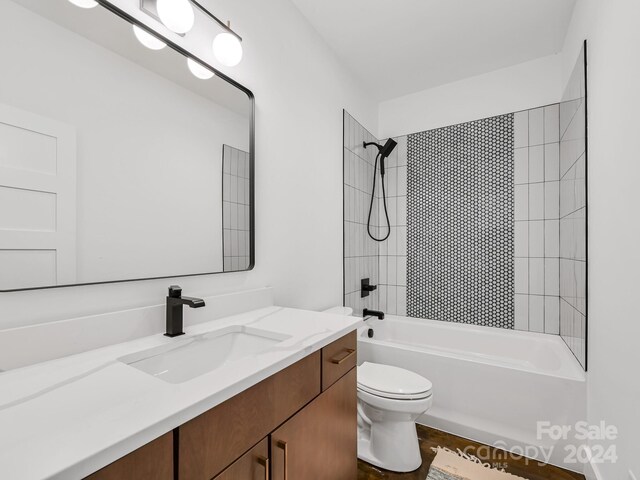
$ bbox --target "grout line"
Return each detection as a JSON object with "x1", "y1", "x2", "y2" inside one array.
[
  {"x1": 559, "y1": 205, "x2": 586, "y2": 220},
  {"x1": 559, "y1": 97, "x2": 584, "y2": 141},
  {"x1": 559, "y1": 151, "x2": 586, "y2": 182},
  {"x1": 543, "y1": 107, "x2": 547, "y2": 333},
  {"x1": 526, "y1": 111, "x2": 531, "y2": 332}
]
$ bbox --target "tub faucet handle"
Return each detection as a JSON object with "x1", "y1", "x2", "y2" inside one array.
[{"x1": 361, "y1": 278, "x2": 377, "y2": 298}]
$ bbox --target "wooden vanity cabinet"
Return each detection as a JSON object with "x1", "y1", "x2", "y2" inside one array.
[{"x1": 84, "y1": 332, "x2": 356, "y2": 480}]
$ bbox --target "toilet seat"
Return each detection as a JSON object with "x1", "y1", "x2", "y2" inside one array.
[{"x1": 357, "y1": 362, "x2": 432, "y2": 400}]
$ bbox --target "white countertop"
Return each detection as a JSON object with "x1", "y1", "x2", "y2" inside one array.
[{"x1": 0, "y1": 306, "x2": 360, "y2": 480}]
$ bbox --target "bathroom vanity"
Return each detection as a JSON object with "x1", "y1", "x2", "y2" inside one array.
[
  {"x1": 89, "y1": 333, "x2": 357, "y2": 480},
  {"x1": 0, "y1": 307, "x2": 360, "y2": 479}
]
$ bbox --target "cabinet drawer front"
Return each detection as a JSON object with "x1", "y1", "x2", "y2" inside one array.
[
  {"x1": 213, "y1": 438, "x2": 269, "y2": 480},
  {"x1": 321, "y1": 331, "x2": 357, "y2": 391},
  {"x1": 85, "y1": 432, "x2": 173, "y2": 480},
  {"x1": 179, "y1": 351, "x2": 321, "y2": 480}
]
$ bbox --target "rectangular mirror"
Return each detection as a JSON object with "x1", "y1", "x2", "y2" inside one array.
[{"x1": 0, "y1": 0, "x2": 254, "y2": 291}]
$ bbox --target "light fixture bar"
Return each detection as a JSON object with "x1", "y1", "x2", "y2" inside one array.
[{"x1": 190, "y1": 0, "x2": 242, "y2": 42}]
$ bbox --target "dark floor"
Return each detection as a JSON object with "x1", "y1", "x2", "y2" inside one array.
[{"x1": 357, "y1": 425, "x2": 586, "y2": 480}]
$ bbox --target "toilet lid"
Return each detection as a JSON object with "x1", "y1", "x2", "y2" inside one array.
[{"x1": 357, "y1": 362, "x2": 432, "y2": 400}]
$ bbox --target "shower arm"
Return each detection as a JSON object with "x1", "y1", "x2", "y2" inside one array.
[
  {"x1": 363, "y1": 141, "x2": 382, "y2": 151},
  {"x1": 363, "y1": 142, "x2": 386, "y2": 176}
]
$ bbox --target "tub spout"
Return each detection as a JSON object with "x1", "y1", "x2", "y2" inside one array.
[{"x1": 363, "y1": 308, "x2": 385, "y2": 320}]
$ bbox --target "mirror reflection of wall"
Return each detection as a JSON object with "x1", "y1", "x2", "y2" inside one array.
[{"x1": 0, "y1": 0, "x2": 253, "y2": 290}]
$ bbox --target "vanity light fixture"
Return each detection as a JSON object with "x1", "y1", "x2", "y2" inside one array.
[
  {"x1": 212, "y1": 29, "x2": 243, "y2": 67},
  {"x1": 132, "y1": 25, "x2": 167, "y2": 50},
  {"x1": 71, "y1": 0, "x2": 245, "y2": 68},
  {"x1": 67, "y1": 0, "x2": 98, "y2": 8},
  {"x1": 187, "y1": 58, "x2": 215, "y2": 79},
  {"x1": 156, "y1": 0, "x2": 195, "y2": 34},
  {"x1": 190, "y1": 0, "x2": 244, "y2": 67}
]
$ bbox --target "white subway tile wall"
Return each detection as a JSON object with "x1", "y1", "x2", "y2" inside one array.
[
  {"x1": 559, "y1": 45, "x2": 587, "y2": 369},
  {"x1": 222, "y1": 145, "x2": 251, "y2": 272},
  {"x1": 513, "y1": 104, "x2": 562, "y2": 334},
  {"x1": 343, "y1": 111, "x2": 380, "y2": 315},
  {"x1": 376, "y1": 135, "x2": 408, "y2": 315}
]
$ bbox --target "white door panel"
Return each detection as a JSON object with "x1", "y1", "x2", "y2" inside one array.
[{"x1": 0, "y1": 104, "x2": 76, "y2": 289}]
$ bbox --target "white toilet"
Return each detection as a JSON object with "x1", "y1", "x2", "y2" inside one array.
[
  {"x1": 321, "y1": 306, "x2": 433, "y2": 472},
  {"x1": 356, "y1": 362, "x2": 433, "y2": 472}
]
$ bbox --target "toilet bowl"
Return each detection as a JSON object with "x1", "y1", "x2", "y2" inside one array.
[
  {"x1": 357, "y1": 362, "x2": 433, "y2": 472},
  {"x1": 320, "y1": 307, "x2": 433, "y2": 472}
]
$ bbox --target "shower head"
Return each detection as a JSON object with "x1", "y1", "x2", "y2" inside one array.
[
  {"x1": 379, "y1": 138, "x2": 397, "y2": 160},
  {"x1": 363, "y1": 138, "x2": 398, "y2": 176},
  {"x1": 363, "y1": 138, "x2": 397, "y2": 160}
]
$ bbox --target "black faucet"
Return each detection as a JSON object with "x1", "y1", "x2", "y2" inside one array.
[
  {"x1": 363, "y1": 309, "x2": 385, "y2": 320},
  {"x1": 165, "y1": 285, "x2": 205, "y2": 337}
]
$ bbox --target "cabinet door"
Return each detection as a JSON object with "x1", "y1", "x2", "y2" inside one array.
[
  {"x1": 214, "y1": 438, "x2": 269, "y2": 480},
  {"x1": 179, "y1": 352, "x2": 321, "y2": 480},
  {"x1": 270, "y1": 368, "x2": 356, "y2": 480}
]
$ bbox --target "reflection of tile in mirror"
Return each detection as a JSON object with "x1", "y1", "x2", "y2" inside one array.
[{"x1": 222, "y1": 145, "x2": 252, "y2": 272}]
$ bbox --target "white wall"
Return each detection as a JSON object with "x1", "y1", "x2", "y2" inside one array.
[
  {"x1": 378, "y1": 54, "x2": 562, "y2": 139},
  {"x1": 561, "y1": 1, "x2": 640, "y2": 479},
  {"x1": 0, "y1": 0, "x2": 377, "y2": 330}
]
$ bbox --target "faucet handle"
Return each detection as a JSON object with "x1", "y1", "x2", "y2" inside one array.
[{"x1": 168, "y1": 285, "x2": 182, "y2": 298}]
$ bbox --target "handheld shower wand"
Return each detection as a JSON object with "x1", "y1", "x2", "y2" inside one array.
[{"x1": 363, "y1": 139, "x2": 397, "y2": 242}]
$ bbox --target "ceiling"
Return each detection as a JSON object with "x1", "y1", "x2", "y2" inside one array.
[{"x1": 291, "y1": 0, "x2": 577, "y2": 101}]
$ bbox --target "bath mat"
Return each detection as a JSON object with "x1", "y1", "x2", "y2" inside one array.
[{"x1": 426, "y1": 447, "x2": 528, "y2": 480}]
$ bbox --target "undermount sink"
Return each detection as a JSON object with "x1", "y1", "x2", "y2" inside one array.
[{"x1": 119, "y1": 326, "x2": 291, "y2": 384}]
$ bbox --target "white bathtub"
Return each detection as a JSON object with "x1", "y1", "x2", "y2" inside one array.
[{"x1": 356, "y1": 315, "x2": 586, "y2": 472}]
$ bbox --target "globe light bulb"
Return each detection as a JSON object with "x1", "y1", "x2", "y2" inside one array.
[
  {"x1": 187, "y1": 58, "x2": 215, "y2": 80},
  {"x1": 156, "y1": 0, "x2": 195, "y2": 34},
  {"x1": 133, "y1": 25, "x2": 166, "y2": 50},
  {"x1": 212, "y1": 32, "x2": 243, "y2": 67},
  {"x1": 68, "y1": 0, "x2": 98, "y2": 8}
]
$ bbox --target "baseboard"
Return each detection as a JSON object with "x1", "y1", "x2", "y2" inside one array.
[
  {"x1": 419, "y1": 411, "x2": 584, "y2": 475},
  {"x1": 581, "y1": 447, "x2": 605, "y2": 480},
  {"x1": 583, "y1": 461, "x2": 603, "y2": 480}
]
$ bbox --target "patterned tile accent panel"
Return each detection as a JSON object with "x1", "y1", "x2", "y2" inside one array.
[
  {"x1": 406, "y1": 115, "x2": 514, "y2": 328},
  {"x1": 513, "y1": 104, "x2": 562, "y2": 334},
  {"x1": 559, "y1": 43, "x2": 588, "y2": 369},
  {"x1": 222, "y1": 144, "x2": 250, "y2": 272},
  {"x1": 343, "y1": 111, "x2": 381, "y2": 315}
]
